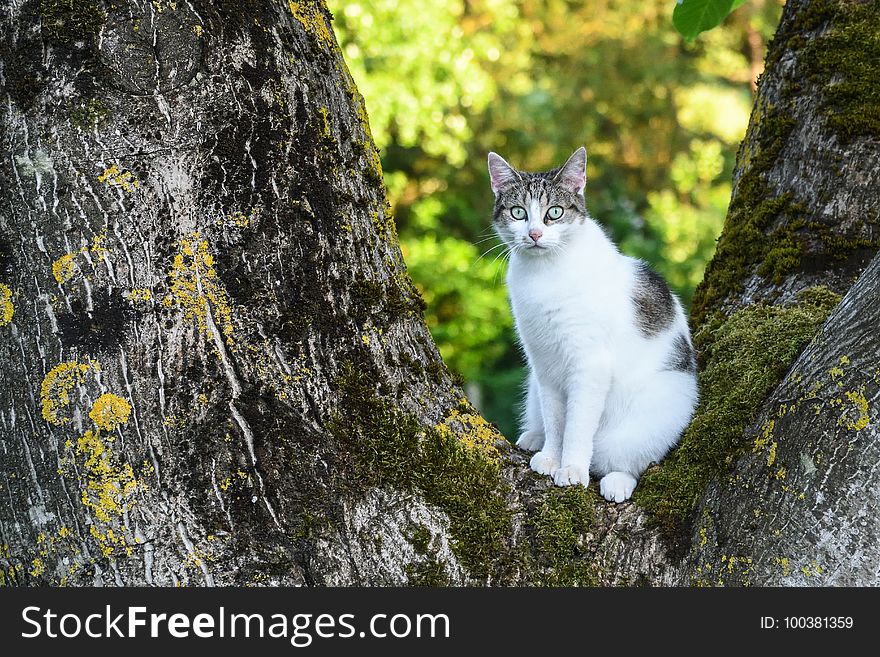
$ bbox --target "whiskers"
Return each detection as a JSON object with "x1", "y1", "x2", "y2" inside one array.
[
  {"x1": 472, "y1": 235, "x2": 519, "y2": 287},
  {"x1": 473, "y1": 240, "x2": 509, "y2": 265}
]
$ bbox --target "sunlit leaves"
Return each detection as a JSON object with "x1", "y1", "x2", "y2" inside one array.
[{"x1": 673, "y1": 0, "x2": 736, "y2": 40}]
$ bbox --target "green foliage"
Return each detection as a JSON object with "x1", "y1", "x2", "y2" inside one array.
[
  {"x1": 403, "y1": 233, "x2": 512, "y2": 383},
  {"x1": 331, "y1": 0, "x2": 783, "y2": 437},
  {"x1": 635, "y1": 287, "x2": 841, "y2": 542},
  {"x1": 673, "y1": 0, "x2": 737, "y2": 40}
]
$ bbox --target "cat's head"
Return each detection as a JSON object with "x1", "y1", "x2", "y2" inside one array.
[{"x1": 487, "y1": 147, "x2": 588, "y2": 257}]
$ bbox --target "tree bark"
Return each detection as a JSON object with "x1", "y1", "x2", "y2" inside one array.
[
  {"x1": 1, "y1": 0, "x2": 878, "y2": 588},
  {"x1": 0, "y1": 0, "x2": 473, "y2": 586},
  {"x1": 685, "y1": 253, "x2": 880, "y2": 585}
]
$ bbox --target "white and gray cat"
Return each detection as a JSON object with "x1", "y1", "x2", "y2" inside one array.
[{"x1": 488, "y1": 147, "x2": 698, "y2": 502}]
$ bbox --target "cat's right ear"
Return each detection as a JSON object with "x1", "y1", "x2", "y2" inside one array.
[{"x1": 488, "y1": 152, "x2": 521, "y2": 194}]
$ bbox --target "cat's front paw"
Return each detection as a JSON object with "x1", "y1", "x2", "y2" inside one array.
[
  {"x1": 599, "y1": 472, "x2": 637, "y2": 503},
  {"x1": 552, "y1": 464, "x2": 589, "y2": 487},
  {"x1": 516, "y1": 430, "x2": 545, "y2": 452},
  {"x1": 530, "y1": 451, "x2": 560, "y2": 476}
]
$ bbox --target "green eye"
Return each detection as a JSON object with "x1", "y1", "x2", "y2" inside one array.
[
  {"x1": 510, "y1": 206, "x2": 526, "y2": 220},
  {"x1": 547, "y1": 206, "x2": 564, "y2": 220}
]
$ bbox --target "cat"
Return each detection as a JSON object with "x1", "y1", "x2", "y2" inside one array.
[{"x1": 487, "y1": 147, "x2": 698, "y2": 502}]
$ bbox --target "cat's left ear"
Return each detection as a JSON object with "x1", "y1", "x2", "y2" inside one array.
[{"x1": 554, "y1": 147, "x2": 587, "y2": 195}]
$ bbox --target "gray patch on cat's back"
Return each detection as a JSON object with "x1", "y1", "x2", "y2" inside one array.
[
  {"x1": 667, "y1": 333, "x2": 697, "y2": 373},
  {"x1": 632, "y1": 262, "x2": 675, "y2": 337}
]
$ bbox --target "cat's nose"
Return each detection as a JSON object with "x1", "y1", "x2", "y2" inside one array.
[{"x1": 528, "y1": 229, "x2": 543, "y2": 243}]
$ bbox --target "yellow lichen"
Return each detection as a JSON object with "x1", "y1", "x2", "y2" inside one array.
[
  {"x1": 318, "y1": 106, "x2": 331, "y2": 139},
  {"x1": 0, "y1": 283, "x2": 13, "y2": 326},
  {"x1": 225, "y1": 211, "x2": 251, "y2": 228},
  {"x1": 838, "y1": 389, "x2": 870, "y2": 431},
  {"x1": 770, "y1": 466, "x2": 787, "y2": 480},
  {"x1": 76, "y1": 429, "x2": 140, "y2": 524},
  {"x1": 89, "y1": 524, "x2": 131, "y2": 558},
  {"x1": 775, "y1": 556, "x2": 791, "y2": 576},
  {"x1": 193, "y1": 24, "x2": 203, "y2": 36},
  {"x1": 288, "y1": 0, "x2": 334, "y2": 47},
  {"x1": 434, "y1": 398, "x2": 501, "y2": 458},
  {"x1": 90, "y1": 232, "x2": 109, "y2": 258},
  {"x1": 88, "y1": 393, "x2": 132, "y2": 431},
  {"x1": 766, "y1": 441, "x2": 778, "y2": 467},
  {"x1": 40, "y1": 361, "x2": 96, "y2": 425},
  {"x1": 52, "y1": 253, "x2": 78, "y2": 284},
  {"x1": 168, "y1": 233, "x2": 235, "y2": 347},
  {"x1": 98, "y1": 164, "x2": 139, "y2": 193},
  {"x1": 127, "y1": 287, "x2": 153, "y2": 302},
  {"x1": 753, "y1": 418, "x2": 774, "y2": 452},
  {"x1": 800, "y1": 560, "x2": 824, "y2": 578},
  {"x1": 29, "y1": 558, "x2": 45, "y2": 578},
  {"x1": 52, "y1": 235, "x2": 110, "y2": 286}
]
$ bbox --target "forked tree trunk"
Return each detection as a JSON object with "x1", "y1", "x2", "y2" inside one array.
[{"x1": 1, "y1": 0, "x2": 878, "y2": 587}]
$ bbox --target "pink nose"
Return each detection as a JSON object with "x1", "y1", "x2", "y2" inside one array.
[{"x1": 529, "y1": 229, "x2": 543, "y2": 242}]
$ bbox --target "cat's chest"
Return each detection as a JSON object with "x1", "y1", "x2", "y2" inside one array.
[{"x1": 510, "y1": 284, "x2": 606, "y2": 341}]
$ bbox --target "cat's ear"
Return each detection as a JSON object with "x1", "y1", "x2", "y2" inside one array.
[
  {"x1": 554, "y1": 147, "x2": 587, "y2": 195},
  {"x1": 488, "y1": 152, "x2": 521, "y2": 194}
]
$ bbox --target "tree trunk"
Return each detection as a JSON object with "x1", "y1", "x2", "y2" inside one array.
[
  {"x1": 1, "y1": 0, "x2": 878, "y2": 588},
  {"x1": 0, "y1": 0, "x2": 482, "y2": 586}
]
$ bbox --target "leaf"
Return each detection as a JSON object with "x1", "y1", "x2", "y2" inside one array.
[
  {"x1": 731, "y1": 0, "x2": 748, "y2": 9},
  {"x1": 673, "y1": 0, "x2": 736, "y2": 40}
]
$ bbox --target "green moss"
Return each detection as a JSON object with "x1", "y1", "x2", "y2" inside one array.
[
  {"x1": 796, "y1": 0, "x2": 880, "y2": 141},
  {"x1": 70, "y1": 98, "x2": 108, "y2": 129},
  {"x1": 329, "y1": 361, "x2": 516, "y2": 580},
  {"x1": 351, "y1": 273, "x2": 425, "y2": 321},
  {"x1": 529, "y1": 486, "x2": 598, "y2": 586},
  {"x1": 404, "y1": 523, "x2": 450, "y2": 586},
  {"x1": 691, "y1": 106, "x2": 799, "y2": 324},
  {"x1": 692, "y1": 1, "x2": 880, "y2": 324},
  {"x1": 329, "y1": 353, "x2": 606, "y2": 585},
  {"x1": 40, "y1": 0, "x2": 106, "y2": 45},
  {"x1": 808, "y1": 219, "x2": 880, "y2": 261},
  {"x1": 636, "y1": 286, "x2": 841, "y2": 543}
]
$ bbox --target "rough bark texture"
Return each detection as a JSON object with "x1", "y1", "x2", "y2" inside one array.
[
  {"x1": 686, "y1": 254, "x2": 880, "y2": 585},
  {"x1": 692, "y1": 0, "x2": 880, "y2": 325},
  {"x1": 1, "y1": 0, "x2": 878, "y2": 588},
  {"x1": 0, "y1": 0, "x2": 475, "y2": 586}
]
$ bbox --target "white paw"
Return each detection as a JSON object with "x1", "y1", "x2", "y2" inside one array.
[
  {"x1": 516, "y1": 430, "x2": 545, "y2": 452},
  {"x1": 530, "y1": 451, "x2": 560, "y2": 476},
  {"x1": 599, "y1": 472, "x2": 637, "y2": 503},
  {"x1": 552, "y1": 464, "x2": 590, "y2": 487}
]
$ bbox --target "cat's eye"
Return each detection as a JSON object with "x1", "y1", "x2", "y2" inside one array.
[
  {"x1": 546, "y1": 206, "x2": 564, "y2": 220},
  {"x1": 510, "y1": 206, "x2": 527, "y2": 220}
]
